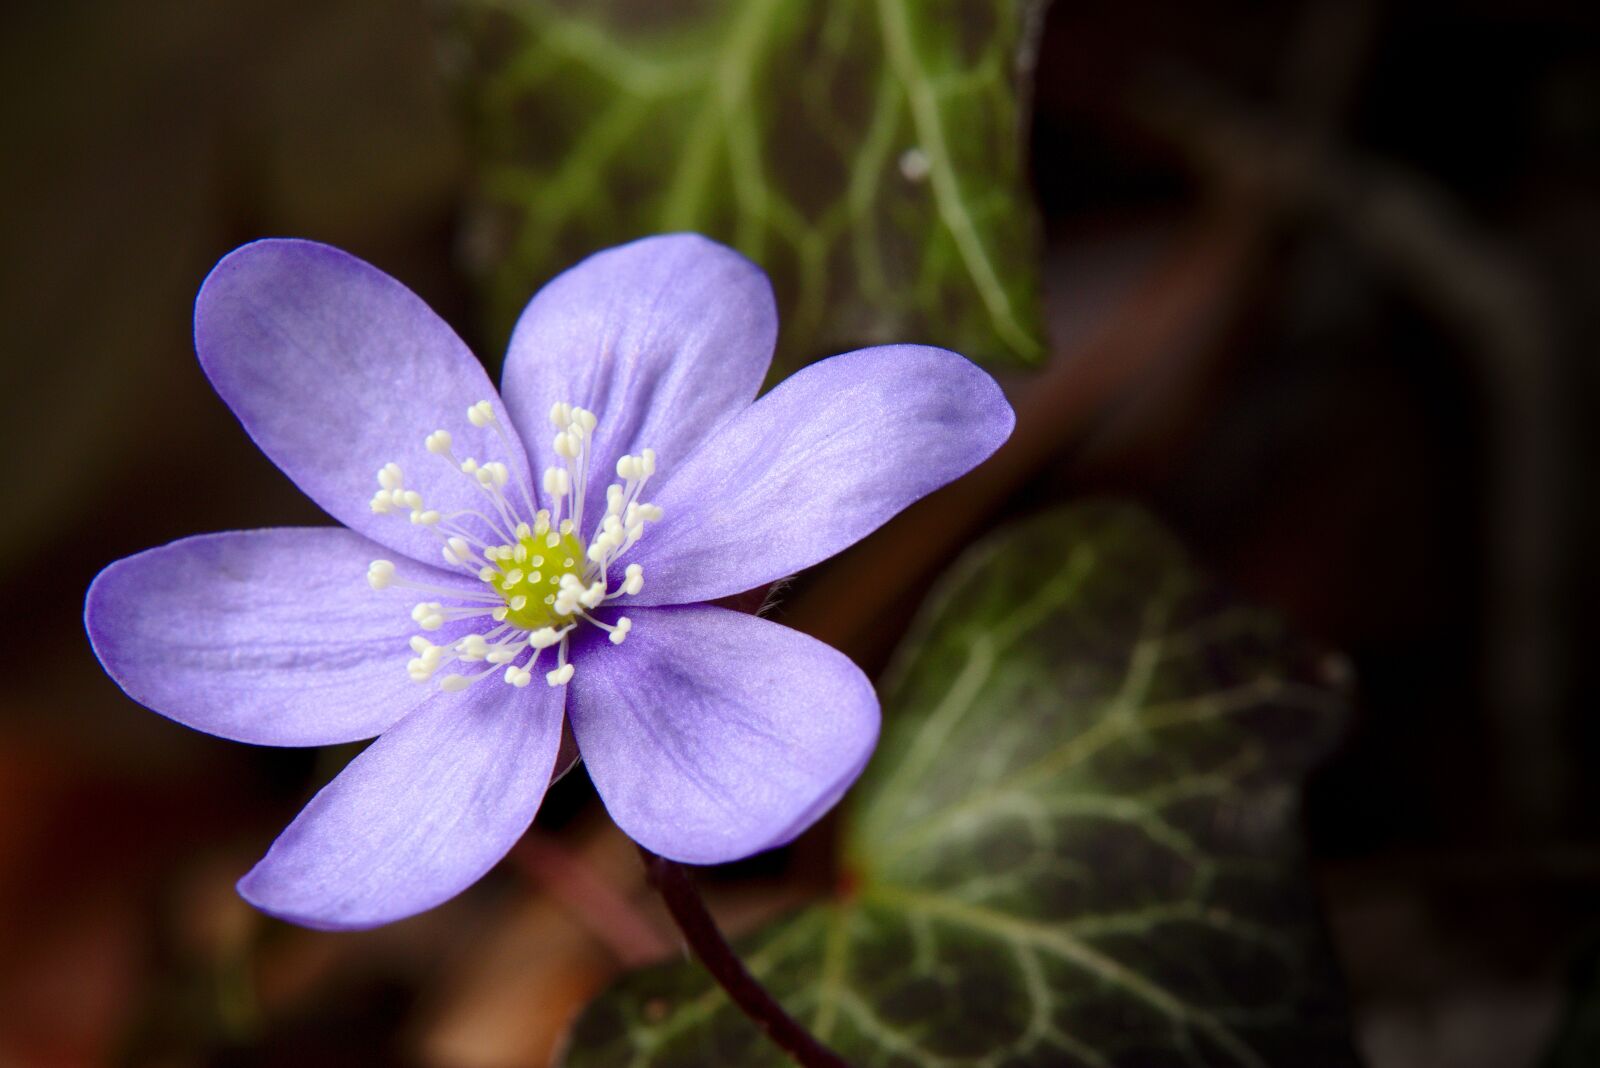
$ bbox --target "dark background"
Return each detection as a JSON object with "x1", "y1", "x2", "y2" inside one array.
[{"x1": 2, "y1": 1, "x2": 1596, "y2": 1065}]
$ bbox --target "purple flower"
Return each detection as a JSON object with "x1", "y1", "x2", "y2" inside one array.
[{"x1": 84, "y1": 234, "x2": 1012, "y2": 930}]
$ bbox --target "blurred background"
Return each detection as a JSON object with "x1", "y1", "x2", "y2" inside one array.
[{"x1": 1, "y1": 1, "x2": 1596, "y2": 1065}]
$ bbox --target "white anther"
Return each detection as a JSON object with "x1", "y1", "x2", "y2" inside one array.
[
  {"x1": 554, "y1": 431, "x2": 579, "y2": 459},
  {"x1": 425, "y1": 430, "x2": 453, "y2": 455},
  {"x1": 529, "y1": 627, "x2": 561, "y2": 649},
  {"x1": 407, "y1": 660, "x2": 435, "y2": 682},
  {"x1": 516, "y1": 522, "x2": 532, "y2": 539},
  {"x1": 573, "y1": 408, "x2": 597, "y2": 433},
  {"x1": 622, "y1": 564, "x2": 644, "y2": 596},
  {"x1": 492, "y1": 606, "x2": 509, "y2": 622},
  {"x1": 485, "y1": 462, "x2": 509, "y2": 487},
  {"x1": 411, "y1": 509, "x2": 441, "y2": 526},
  {"x1": 549, "y1": 402, "x2": 573, "y2": 429},
  {"x1": 487, "y1": 647, "x2": 517, "y2": 665},
  {"x1": 510, "y1": 595, "x2": 528, "y2": 610},
  {"x1": 370, "y1": 491, "x2": 395, "y2": 514},
  {"x1": 505, "y1": 665, "x2": 532, "y2": 687},
  {"x1": 411, "y1": 602, "x2": 446, "y2": 630},
  {"x1": 456, "y1": 634, "x2": 489, "y2": 661},
  {"x1": 616, "y1": 455, "x2": 640, "y2": 480},
  {"x1": 401, "y1": 490, "x2": 423, "y2": 510},
  {"x1": 504, "y1": 569, "x2": 524, "y2": 585},
  {"x1": 606, "y1": 484, "x2": 625, "y2": 515},
  {"x1": 367, "y1": 560, "x2": 396, "y2": 590},
  {"x1": 641, "y1": 448, "x2": 656, "y2": 476},
  {"x1": 409, "y1": 636, "x2": 434, "y2": 655},
  {"x1": 377, "y1": 463, "x2": 403, "y2": 490},
  {"x1": 543, "y1": 467, "x2": 570, "y2": 497},
  {"x1": 608, "y1": 616, "x2": 633, "y2": 645},
  {"x1": 546, "y1": 663, "x2": 574, "y2": 687},
  {"x1": 440, "y1": 674, "x2": 472, "y2": 692},
  {"x1": 443, "y1": 537, "x2": 472, "y2": 566},
  {"x1": 460, "y1": 457, "x2": 479, "y2": 474},
  {"x1": 467, "y1": 400, "x2": 495, "y2": 427},
  {"x1": 545, "y1": 532, "x2": 561, "y2": 549}
]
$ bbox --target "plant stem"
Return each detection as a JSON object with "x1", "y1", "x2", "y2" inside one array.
[{"x1": 638, "y1": 847, "x2": 851, "y2": 1068}]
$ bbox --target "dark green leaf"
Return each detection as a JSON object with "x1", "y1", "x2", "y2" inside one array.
[
  {"x1": 564, "y1": 505, "x2": 1358, "y2": 1067},
  {"x1": 446, "y1": 0, "x2": 1048, "y2": 374}
]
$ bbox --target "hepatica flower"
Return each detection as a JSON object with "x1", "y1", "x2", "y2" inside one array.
[{"x1": 84, "y1": 234, "x2": 1012, "y2": 929}]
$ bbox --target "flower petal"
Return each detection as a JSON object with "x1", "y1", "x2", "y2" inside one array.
[
  {"x1": 568, "y1": 606, "x2": 878, "y2": 864},
  {"x1": 195, "y1": 239, "x2": 534, "y2": 564},
  {"x1": 237, "y1": 680, "x2": 564, "y2": 930},
  {"x1": 625, "y1": 345, "x2": 1013, "y2": 607},
  {"x1": 85, "y1": 528, "x2": 476, "y2": 746},
  {"x1": 498, "y1": 234, "x2": 776, "y2": 529}
]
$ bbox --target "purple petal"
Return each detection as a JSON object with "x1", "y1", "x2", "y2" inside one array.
[
  {"x1": 625, "y1": 345, "x2": 1013, "y2": 607},
  {"x1": 238, "y1": 680, "x2": 564, "y2": 930},
  {"x1": 568, "y1": 606, "x2": 878, "y2": 864},
  {"x1": 195, "y1": 240, "x2": 533, "y2": 565},
  {"x1": 85, "y1": 528, "x2": 474, "y2": 746},
  {"x1": 498, "y1": 234, "x2": 776, "y2": 531}
]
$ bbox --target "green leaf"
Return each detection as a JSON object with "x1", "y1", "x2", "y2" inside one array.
[
  {"x1": 564, "y1": 504, "x2": 1358, "y2": 1067},
  {"x1": 446, "y1": 0, "x2": 1048, "y2": 374}
]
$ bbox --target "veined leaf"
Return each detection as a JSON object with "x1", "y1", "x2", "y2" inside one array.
[
  {"x1": 563, "y1": 504, "x2": 1358, "y2": 1067},
  {"x1": 446, "y1": 0, "x2": 1048, "y2": 374}
]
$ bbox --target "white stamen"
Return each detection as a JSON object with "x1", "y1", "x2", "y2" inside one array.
[
  {"x1": 372, "y1": 399, "x2": 665, "y2": 693},
  {"x1": 367, "y1": 560, "x2": 395, "y2": 590},
  {"x1": 543, "y1": 466, "x2": 570, "y2": 498},
  {"x1": 442, "y1": 536, "x2": 474, "y2": 567},
  {"x1": 622, "y1": 563, "x2": 644, "y2": 596}
]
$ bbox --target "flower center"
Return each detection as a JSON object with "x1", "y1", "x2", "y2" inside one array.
[
  {"x1": 486, "y1": 528, "x2": 587, "y2": 630},
  {"x1": 364, "y1": 400, "x2": 659, "y2": 692}
]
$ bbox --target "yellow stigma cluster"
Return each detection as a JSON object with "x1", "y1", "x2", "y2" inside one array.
[{"x1": 483, "y1": 525, "x2": 587, "y2": 631}]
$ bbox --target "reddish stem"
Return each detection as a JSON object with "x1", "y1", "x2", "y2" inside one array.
[{"x1": 638, "y1": 848, "x2": 850, "y2": 1068}]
